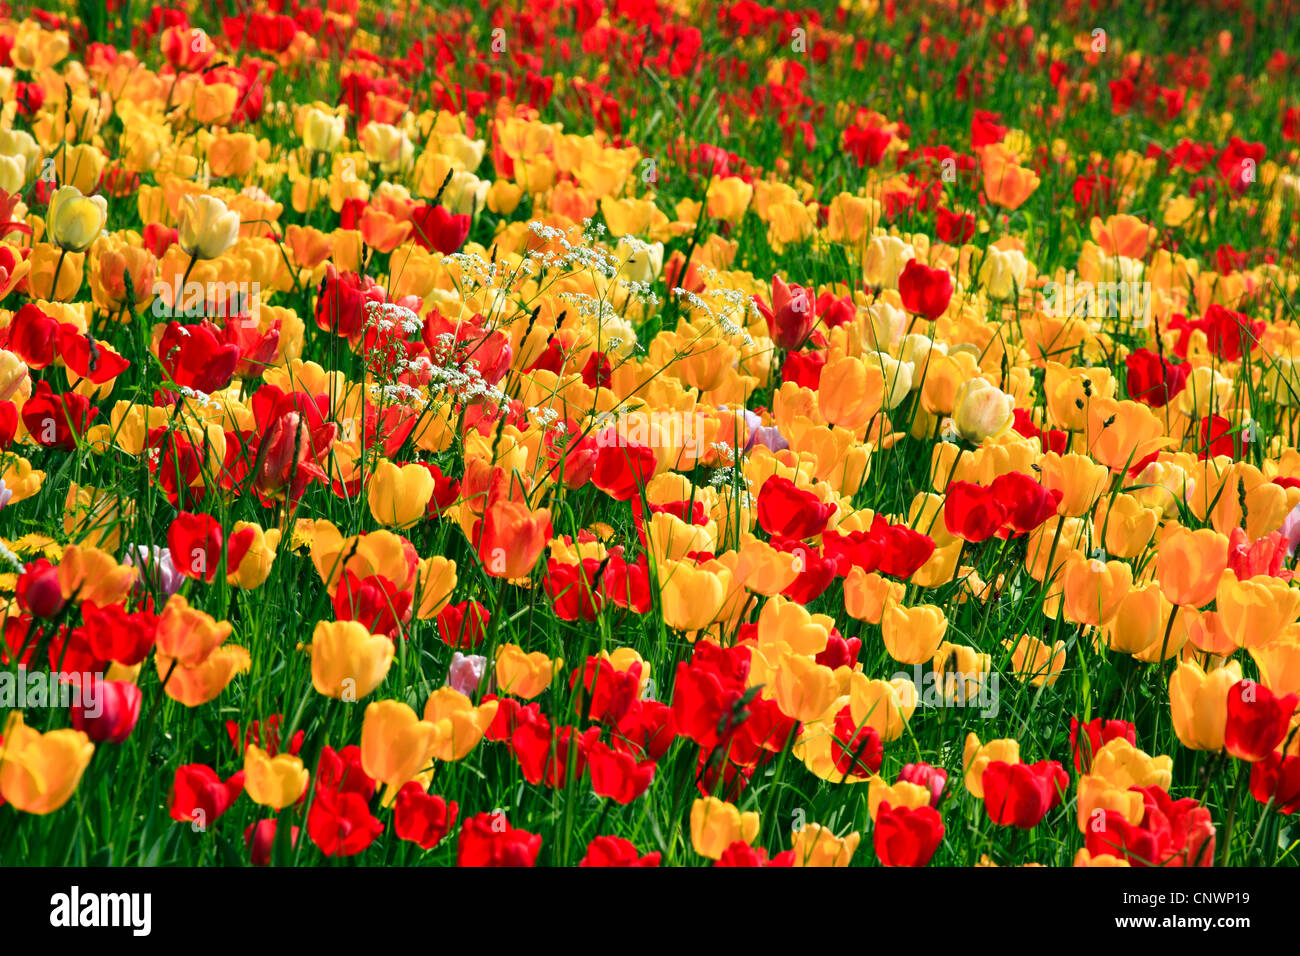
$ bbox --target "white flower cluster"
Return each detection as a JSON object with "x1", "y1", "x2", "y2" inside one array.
[
  {"x1": 364, "y1": 300, "x2": 423, "y2": 336},
  {"x1": 673, "y1": 288, "x2": 754, "y2": 344},
  {"x1": 424, "y1": 352, "x2": 511, "y2": 412}
]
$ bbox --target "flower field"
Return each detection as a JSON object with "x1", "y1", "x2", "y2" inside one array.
[{"x1": 0, "y1": 0, "x2": 1298, "y2": 870}]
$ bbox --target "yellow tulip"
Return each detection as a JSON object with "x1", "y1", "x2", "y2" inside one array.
[
  {"x1": 46, "y1": 186, "x2": 107, "y2": 253},
  {"x1": 367, "y1": 460, "x2": 435, "y2": 529},
  {"x1": 494, "y1": 644, "x2": 562, "y2": 699},
  {"x1": 0, "y1": 712, "x2": 94, "y2": 814},
  {"x1": 690, "y1": 797, "x2": 760, "y2": 859},
  {"x1": 243, "y1": 744, "x2": 308, "y2": 810},
  {"x1": 360, "y1": 700, "x2": 441, "y2": 792},
  {"x1": 881, "y1": 602, "x2": 947, "y2": 665},
  {"x1": 423, "y1": 687, "x2": 499, "y2": 761},
  {"x1": 790, "y1": 823, "x2": 860, "y2": 867},
  {"x1": 309, "y1": 620, "x2": 394, "y2": 700},
  {"x1": 1169, "y1": 659, "x2": 1243, "y2": 751}
]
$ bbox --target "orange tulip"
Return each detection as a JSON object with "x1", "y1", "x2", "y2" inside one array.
[
  {"x1": 1156, "y1": 527, "x2": 1229, "y2": 608},
  {"x1": 475, "y1": 499, "x2": 552, "y2": 579}
]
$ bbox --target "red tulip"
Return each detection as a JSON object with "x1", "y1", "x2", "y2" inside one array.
[
  {"x1": 245, "y1": 819, "x2": 299, "y2": 866},
  {"x1": 21, "y1": 379, "x2": 97, "y2": 450},
  {"x1": 167, "y1": 512, "x2": 257, "y2": 583},
  {"x1": 989, "y1": 471, "x2": 1061, "y2": 536},
  {"x1": 456, "y1": 811, "x2": 542, "y2": 867},
  {"x1": 394, "y1": 782, "x2": 459, "y2": 849},
  {"x1": 830, "y1": 705, "x2": 883, "y2": 777},
  {"x1": 579, "y1": 835, "x2": 660, "y2": 866},
  {"x1": 981, "y1": 760, "x2": 1068, "y2": 828},
  {"x1": 169, "y1": 764, "x2": 245, "y2": 827},
  {"x1": 758, "y1": 275, "x2": 817, "y2": 350},
  {"x1": 874, "y1": 802, "x2": 944, "y2": 866},
  {"x1": 70, "y1": 676, "x2": 142, "y2": 744},
  {"x1": 1085, "y1": 786, "x2": 1215, "y2": 866},
  {"x1": 15, "y1": 559, "x2": 65, "y2": 619},
  {"x1": 1126, "y1": 348, "x2": 1189, "y2": 407},
  {"x1": 591, "y1": 437, "x2": 657, "y2": 501},
  {"x1": 898, "y1": 259, "x2": 953, "y2": 320},
  {"x1": 1250, "y1": 751, "x2": 1300, "y2": 814},
  {"x1": 1069, "y1": 716, "x2": 1136, "y2": 773},
  {"x1": 588, "y1": 742, "x2": 656, "y2": 804},
  {"x1": 410, "y1": 204, "x2": 471, "y2": 254},
  {"x1": 1225, "y1": 679, "x2": 1298, "y2": 762},
  {"x1": 757, "y1": 475, "x2": 837, "y2": 540},
  {"x1": 157, "y1": 320, "x2": 240, "y2": 394},
  {"x1": 57, "y1": 324, "x2": 130, "y2": 384},
  {"x1": 943, "y1": 481, "x2": 1007, "y2": 543}
]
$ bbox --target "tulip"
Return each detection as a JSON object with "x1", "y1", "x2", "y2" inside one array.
[
  {"x1": 1225, "y1": 679, "x2": 1298, "y2": 762},
  {"x1": 982, "y1": 760, "x2": 1068, "y2": 828},
  {"x1": 16, "y1": 559, "x2": 64, "y2": 619},
  {"x1": 1216, "y1": 571, "x2": 1300, "y2": 650},
  {"x1": 1070, "y1": 717, "x2": 1137, "y2": 773},
  {"x1": 446, "y1": 651, "x2": 488, "y2": 697},
  {"x1": 178, "y1": 194, "x2": 240, "y2": 260},
  {"x1": 474, "y1": 499, "x2": 552, "y2": 579},
  {"x1": 770, "y1": 650, "x2": 841, "y2": 722},
  {"x1": 790, "y1": 823, "x2": 860, "y2": 867},
  {"x1": 69, "y1": 677, "x2": 142, "y2": 744},
  {"x1": 1002, "y1": 633, "x2": 1067, "y2": 686},
  {"x1": 873, "y1": 802, "x2": 944, "y2": 866},
  {"x1": 243, "y1": 744, "x2": 308, "y2": 810},
  {"x1": 1251, "y1": 628, "x2": 1300, "y2": 698},
  {"x1": 457, "y1": 811, "x2": 542, "y2": 866},
  {"x1": 881, "y1": 602, "x2": 947, "y2": 665},
  {"x1": 963, "y1": 732, "x2": 1020, "y2": 798},
  {"x1": 691, "y1": 797, "x2": 760, "y2": 859},
  {"x1": 1170, "y1": 659, "x2": 1243, "y2": 751},
  {"x1": 46, "y1": 186, "x2": 107, "y2": 253},
  {"x1": 302, "y1": 107, "x2": 345, "y2": 152},
  {"x1": 867, "y1": 777, "x2": 932, "y2": 820},
  {"x1": 309, "y1": 620, "x2": 394, "y2": 701},
  {"x1": 169, "y1": 764, "x2": 244, "y2": 827},
  {"x1": 246, "y1": 819, "x2": 298, "y2": 866},
  {"x1": 1157, "y1": 527, "x2": 1229, "y2": 608},
  {"x1": 58, "y1": 543, "x2": 138, "y2": 607},
  {"x1": 0, "y1": 712, "x2": 94, "y2": 814},
  {"x1": 423, "y1": 687, "x2": 499, "y2": 761},
  {"x1": 158, "y1": 645, "x2": 251, "y2": 706},
  {"x1": 658, "y1": 559, "x2": 729, "y2": 632},
  {"x1": 897, "y1": 259, "x2": 953, "y2": 320},
  {"x1": 360, "y1": 700, "x2": 441, "y2": 794},
  {"x1": 843, "y1": 567, "x2": 904, "y2": 624},
  {"x1": 392, "y1": 781, "x2": 459, "y2": 849},
  {"x1": 155, "y1": 593, "x2": 232, "y2": 667},
  {"x1": 848, "y1": 673, "x2": 916, "y2": 741},
  {"x1": 951, "y1": 377, "x2": 1014, "y2": 443},
  {"x1": 1038, "y1": 453, "x2": 1111, "y2": 518},
  {"x1": 1249, "y1": 751, "x2": 1300, "y2": 814},
  {"x1": 1061, "y1": 556, "x2": 1131, "y2": 626},
  {"x1": 367, "y1": 460, "x2": 436, "y2": 529},
  {"x1": 495, "y1": 644, "x2": 563, "y2": 699},
  {"x1": 1093, "y1": 494, "x2": 1159, "y2": 558},
  {"x1": 898, "y1": 762, "x2": 948, "y2": 807},
  {"x1": 817, "y1": 355, "x2": 885, "y2": 433}
]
